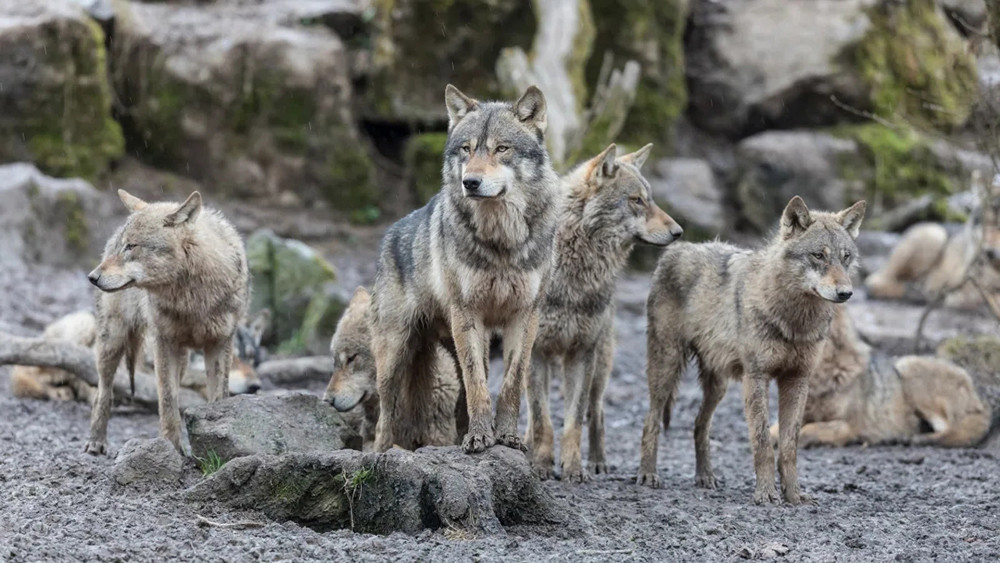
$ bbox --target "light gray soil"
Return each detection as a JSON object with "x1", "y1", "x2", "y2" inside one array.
[{"x1": 2, "y1": 240, "x2": 999, "y2": 562}]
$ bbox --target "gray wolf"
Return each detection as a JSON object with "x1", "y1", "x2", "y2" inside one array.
[
  {"x1": 526, "y1": 143, "x2": 683, "y2": 482},
  {"x1": 370, "y1": 84, "x2": 560, "y2": 453},
  {"x1": 322, "y1": 287, "x2": 462, "y2": 450},
  {"x1": 84, "y1": 189, "x2": 249, "y2": 455},
  {"x1": 769, "y1": 305, "x2": 990, "y2": 448},
  {"x1": 639, "y1": 196, "x2": 866, "y2": 505},
  {"x1": 11, "y1": 310, "x2": 267, "y2": 403}
]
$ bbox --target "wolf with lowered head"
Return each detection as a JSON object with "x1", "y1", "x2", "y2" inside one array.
[
  {"x1": 84, "y1": 190, "x2": 249, "y2": 455},
  {"x1": 639, "y1": 196, "x2": 866, "y2": 505},
  {"x1": 370, "y1": 85, "x2": 560, "y2": 453}
]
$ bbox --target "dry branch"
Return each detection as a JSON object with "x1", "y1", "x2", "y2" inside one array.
[{"x1": 0, "y1": 332, "x2": 98, "y2": 386}]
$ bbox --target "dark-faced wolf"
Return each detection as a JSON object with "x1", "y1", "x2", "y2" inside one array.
[
  {"x1": 639, "y1": 196, "x2": 866, "y2": 505},
  {"x1": 84, "y1": 190, "x2": 249, "y2": 455},
  {"x1": 527, "y1": 143, "x2": 683, "y2": 482},
  {"x1": 370, "y1": 85, "x2": 560, "y2": 453}
]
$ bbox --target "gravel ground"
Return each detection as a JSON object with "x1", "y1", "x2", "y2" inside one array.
[{"x1": 2, "y1": 242, "x2": 999, "y2": 561}]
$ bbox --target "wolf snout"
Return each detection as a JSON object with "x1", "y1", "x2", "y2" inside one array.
[
  {"x1": 462, "y1": 176, "x2": 482, "y2": 193},
  {"x1": 670, "y1": 226, "x2": 684, "y2": 240},
  {"x1": 87, "y1": 271, "x2": 101, "y2": 287},
  {"x1": 246, "y1": 383, "x2": 261, "y2": 394},
  {"x1": 835, "y1": 289, "x2": 854, "y2": 302}
]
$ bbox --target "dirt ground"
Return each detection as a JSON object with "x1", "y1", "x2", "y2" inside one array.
[{"x1": 2, "y1": 237, "x2": 1000, "y2": 562}]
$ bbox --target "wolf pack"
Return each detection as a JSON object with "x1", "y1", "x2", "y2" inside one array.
[{"x1": 20, "y1": 85, "x2": 997, "y2": 508}]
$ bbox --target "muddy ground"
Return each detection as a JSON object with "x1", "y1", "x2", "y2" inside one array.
[{"x1": 1, "y1": 230, "x2": 999, "y2": 562}]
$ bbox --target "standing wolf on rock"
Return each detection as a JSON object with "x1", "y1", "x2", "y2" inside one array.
[
  {"x1": 84, "y1": 190, "x2": 249, "y2": 455},
  {"x1": 638, "y1": 196, "x2": 866, "y2": 505},
  {"x1": 527, "y1": 143, "x2": 683, "y2": 482},
  {"x1": 370, "y1": 85, "x2": 560, "y2": 453}
]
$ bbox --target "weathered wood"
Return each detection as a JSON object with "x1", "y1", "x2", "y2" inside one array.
[{"x1": 0, "y1": 332, "x2": 98, "y2": 386}]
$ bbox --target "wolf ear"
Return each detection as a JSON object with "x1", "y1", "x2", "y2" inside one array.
[
  {"x1": 836, "y1": 200, "x2": 867, "y2": 239},
  {"x1": 780, "y1": 196, "x2": 812, "y2": 239},
  {"x1": 165, "y1": 191, "x2": 202, "y2": 226},
  {"x1": 588, "y1": 143, "x2": 618, "y2": 185},
  {"x1": 349, "y1": 286, "x2": 371, "y2": 307},
  {"x1": 514, "y1": 86, "x2": 547, "y2": 135},
  {"x1": 619, "y1": 143, "x2": 653, "y2": 170},
  {"x1": 445, "y1": 84, "x2": 478, "y2": 130},
  {"x1": 248, "y1": 309, "x2": 271, "y2": 347},
  {"x1": 118, "y1": 189, "x2": 148, "y2": 213}
]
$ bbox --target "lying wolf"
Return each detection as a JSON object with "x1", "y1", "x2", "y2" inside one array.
[
  {"x1": 322, "y1": 287, "x2": 461, "y2": 450},
  {"x1": 85, "y1": 190, "x2": 249, "y2": 455},
  {"x1": 370, "y1": 85, "x2": 560, "y2": 453},
  {"x1": 527, "y1": 143, "x2": 683, "y2": 482},
  {"x1": 768, "y1": 305, "x2": 990, "y2": 448},
  {"x1": 11, "y1": 310, "x2": 268, "y2": 403},
  {"x1": 639, "y1": 196, "x2": 866, "y2": 505}
]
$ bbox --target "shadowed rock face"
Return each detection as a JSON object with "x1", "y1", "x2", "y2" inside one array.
[
  {"x1": 184, "y1": 393, "x2": 362, "y2": 461},
  {"x1": 185, "y1": 445, "x2": 581, "y2": 535}
]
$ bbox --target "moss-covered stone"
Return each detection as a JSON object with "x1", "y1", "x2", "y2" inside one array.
[
  {"x1": 937, "y1": 334, "x2": 1000, "y2": 379},
  {"x1": 366, "y1": 0, "x2": 536, "y2": 122},
  {"x1": 57, "y1": 191, "x2": 89, "y2": 253},
  {"x1": 404, "y1": 133, "x2": 448, "y2": 204},
  {"x1": 295, "y1": 284, "x2": 348, "y2": 356},
  {"x1": 587, "y1": 0, "x2": 687, "y2": 149},
  {"x1": 846, "y1": 0, "x2": 979, "y2": 130},
  {"x1": 0, "y1": 6, "x2": 124, "y2": 181}
]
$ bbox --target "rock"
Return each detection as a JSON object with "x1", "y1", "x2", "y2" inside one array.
[
  {"x1": 246, "y1": 230, "x2": 338, "y2": 349},
  {"x1": 367, "y1": 0, "x2": 535, "y2": 122},
  {"x1": 0, "y1": 0, "x2": 124, "y2": 180},
  {"x1": 650, "y1": 158, "x2": 726, "y2": 239},
  {"x1": 0, "y1": 163, "x2": 117, "y2": 268},
  {"x1": 185, "y1": 445, "x2": 579, "y2": 535},
  {"x1": 937, "y1": 0, "x2": 987, "y2": 32},
  {"x1": 184, "y1": 392, "x2": 362, "y2": 461},
  {"x1": 736, "y1": 131, "x2": 862, "y2": 232},
  {"x1": 685, "y1": 0, "x2": 977, "y2": 138},
  {"x1": 404, "y1": 132, "x2": 447, "y2": 205},
  {"x1": 110, "y1": 1, "x2": 377, "y2": 214},
  {"x1": 846, "y1": 299, "x2": 998, "y2": 356},
  {"x1": 297, "y1": 282, "x2": 349, "y2": 356},
  {"x1": 112, "y1": 438, "x2": 184, "y2": 487},
  {"x1": 855, "y1": 230, "x2": 901, "y2": 276}
]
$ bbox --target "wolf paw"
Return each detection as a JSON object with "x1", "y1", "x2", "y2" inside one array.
[
  {"x1": 495, "y1": 433, "x2": 526, "y2": 452},
  {"x1": 83, "y1": 440, "x2": 107, "y2": 456},
  {"x1": 753, "y1": 483, "x2": 781, "y2": 505},
  {"x1": 636, "y1": 472, "x2": 661, "y2": 488},
  {"x1": 695, "y1": 471, "x2": 718, "y2": 489},
  {"x1": 783, "y1": 490, "x2": 815, "y2": 506},
  {"x1": 462, "y1": 432, "x2": 496, "y2": 453},
  {"x1": 532, "y1": 464, "x2": 555, "y2": 480},
  {"x1": 561, "y1": 464, "x2": 591, "y2": 484},
  {"x1": 590, "y1": 461, "x2": 609, "y2": 475}
]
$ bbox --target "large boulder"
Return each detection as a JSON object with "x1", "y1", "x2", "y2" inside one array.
[
  {"x1": 365, "y1": 0, "x2": 536, "y2": 122},
  {"x1": 0, "y1": 0, "x2": 124, "y2": 181},
  {"x1": 184, "y1": 392, "x2": 362, "y2": 461},
  {"x1": 185, "y1": 446, "x2": 579, "y2": 535},
  {"x1": 112, "y1": 437, "x2": 184, "y2": 488},
  {"x1": 685, "y1": 0, "x2": 978, "y2": 138},
  {"x1": 246, "y1": 230, "x2": 340, "y2": 351},
  {"x1": 0, "y1": 163, "x2": 117, "y2": 268},
  {"x1": 649, "y1": 158, "x2": 726, "y2": 239},
  {"x1": 110, "y1": 1, "x2": 377, "y2": 214}
]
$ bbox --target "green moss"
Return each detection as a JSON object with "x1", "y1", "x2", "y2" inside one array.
[
  {"x1": 404, "y1": 133, "x2": 447, "y2": 204},
  {"x1": 57, "y1": 191, "x2": 89, "y2": 253},
  {"x1": 938, "y1": 334, "x2": 1000, "y2": 379},
  {"x1": 847, "y1": 0, "x2": 978, "y2": 130},
  {"x1": 587, "y1": 0, "x2": 688, "y2": 149},
  {"x1": 568, "y1": 0, "x2": 596, "y2": 112},
  {"x1": 319, "y1": 138, "x2": 379, "y2": 221}
]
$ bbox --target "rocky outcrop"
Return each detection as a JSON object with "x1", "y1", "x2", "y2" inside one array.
[
  {"x1": 185, "y1": 445, "x2": 579, "y2": 535},
  {"x1": 110, "y1": 1, "x2": 376, "y2": 212},
  {"x1": 649, "y1": 158, "x2": 726, "y2": 239},
  {"x1": 112, "y1": 437, "x2": 184, "y2": 488},
  {"x1": 0, "y1": 1, "x2": 123, "y2": 180},
  {"x1": 184, "y1": 393, "x2": 362, "y2": 461}
]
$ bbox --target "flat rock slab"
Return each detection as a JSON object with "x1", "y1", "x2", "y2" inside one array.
[
  {"x1": 183, "y1": 392, "x2": 361, "y2": 461},
  {"x1": 185, "y1": 446, "x2": 580, "y2": 536}
]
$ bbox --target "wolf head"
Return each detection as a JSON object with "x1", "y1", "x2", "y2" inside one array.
[
  {"x1": 229, "y1": 309, "x2": 270, "y2": 394},
  {"x1": 88, "y1": 190, "x2": 203, "y2": 292},
  {"x1": 777, "y1": 196, "x2": 866, "y2": 303},
  {"x1": 442, "y1": 84, "x2": 550, "y2": 201},
  {"x1": 570, "y1": 143, "x2": 683, "y2": 246},
  {"x1": 323, "y1": 287, "x2": 375, "y2": 413}
]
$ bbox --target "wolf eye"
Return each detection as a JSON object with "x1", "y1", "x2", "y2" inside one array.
[
  {"x1": 124, "y1": 243, "x2": 136, "y2": 252},
  {"x1": 461, "y1": 145, "x2": 471, "y2": 154},
  {"x1": 347, "y1": 353, "x2": 358, "y2": 364},
  {"x1": 495, "y1": 145, "x2": 509, "y2": 153},
  {"x1": 811, "y1": 252, "x2": 824, "y2": 260},
  {"x1": 631, "y1": 197, "x2": 645, "y2": 206},
  {"x1": 843, "y1": 252, "x2": 852, "y2": 262}
]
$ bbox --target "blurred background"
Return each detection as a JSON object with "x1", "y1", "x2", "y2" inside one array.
[{"x1": 1, "y1": 0, "x2": 998, "y2": 354}]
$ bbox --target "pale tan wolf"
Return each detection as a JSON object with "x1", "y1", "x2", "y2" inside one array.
[
  {"x1": 84, "y1": 190, "x2": 249, "y2": 455},
  {"x1": 768, "y1": 305, "x2": 990, "y2": 448},
  {"x1": 865, "y1": 187, "x2": 1000, "y2": 310},
  {"x1": 639, "y1": 196, "x2": 866, "y2": 505},
  {"x1": 322, "y1": 287, "x2": 462, "y2": 450},
  {"x1": 11, "y1": 310, "x2": 267, "y2": 402},
  {"x1": 370, "y1": 85, "x2": 560, "y2": 453},
  {"x1": 527, "y1": 143, "x2": 683, "y2": 482}
]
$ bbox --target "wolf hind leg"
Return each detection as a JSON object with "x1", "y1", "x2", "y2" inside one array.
[
  {"x1": 587, "y1": 332, "x2": 613, "y2": 475},
  {"x1": 560, "y1": 351, "x2": 594, "y2": 483},
  {"x1": 637, "y1": 309, "x2": 685, "y2": 488},
  {"x1": 372, "y1": 326, "x2": 418, "y2": 452},
  {"x1": 527, "y1": 353, "x2": 556, "y2": 479},
  {"x1": 694, "y1": 368, "x2": 728, "y2": 489}
]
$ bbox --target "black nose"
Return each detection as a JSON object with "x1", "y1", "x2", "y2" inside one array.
[
  {"x1": 837, "y1": 290, "x2": 853, "y2": 302},
  {"x1": 987, "y1": 249, "x2": 998, "y2": 260},
  {"x1": 463, "y1": 177, "x2": 482, "y2": 192},
  {"x1": 247, "y1": 384, "x2": 261, "y2": 394},
  {"x1": 87, "y1": 274, "x2": 100, "y2": 286},
  {"x1": 671, "y1": 227, "x2": 684, "y2": 240}
]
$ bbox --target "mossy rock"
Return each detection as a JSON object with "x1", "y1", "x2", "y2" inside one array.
[
  {"x1": 365, "y1": 0, "x2": 536, "y2": 122},
  {"x1": 587, "y1": 0, "x2": 687, "y2": 150},
  {"x1": 290, "y1": 283, "x2": 348, "y2": 356},
  {"x1": 844, "y1": 0, "x2": 979, "y2": 130},
  {"x1": 404, "y1": 133, "x2": 448, "y2": 205},
  {"x1": 0, "y1": 3, "x2": 124, "y2": 181},
  {"x1": 937, "y1": 334, "x2": 1000, "y2": 380}
]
